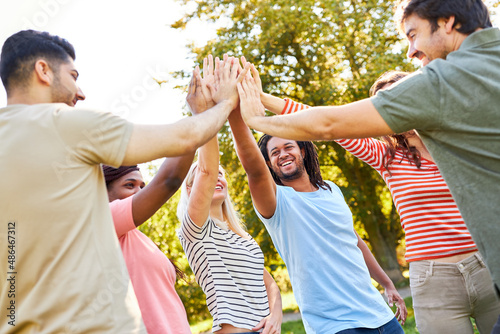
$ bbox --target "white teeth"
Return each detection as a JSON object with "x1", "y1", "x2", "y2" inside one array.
[
  {"x1": 215, "y1": 186, "x2": 222, "y2": 190},
  {"x1": 282, "y1": 161, "x2": 292, "y2": 166}
]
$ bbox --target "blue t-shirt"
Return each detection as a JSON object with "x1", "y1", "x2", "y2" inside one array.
[{"x1": 255, "y1": 181, "x2": 394, "y2": 333}]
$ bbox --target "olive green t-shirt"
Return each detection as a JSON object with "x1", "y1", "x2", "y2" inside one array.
[
  {"x1": 372, "y1": 28, "x2": 500, "y2": 290},
  {"x1": 0, "y1": 104, "x2": 146, "y2": 333}
]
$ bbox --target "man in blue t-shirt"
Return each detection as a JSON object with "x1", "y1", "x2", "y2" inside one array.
[{"x1": 228, "y1": 108, "x2": 406, "y2": 333}]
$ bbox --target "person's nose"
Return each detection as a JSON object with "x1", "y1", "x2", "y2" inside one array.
[
  {"x1": 76, "y1": 86, "x2": 86, "y2": 101},
  {"x1": 407, "y1": 42, "x2": 418, "y2": 59}
]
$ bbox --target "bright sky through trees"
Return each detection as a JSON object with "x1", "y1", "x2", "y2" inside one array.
[{"x1": 0, "y1": 0, "x2": 498, "y2": 125}]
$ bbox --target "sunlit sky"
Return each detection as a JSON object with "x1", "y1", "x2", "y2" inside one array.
[
  {"x1": 1, "y1": 1, "x2": 499, "y2": 126},
  {"x1": 0, "y1": 0, "x2": 217, "y2": 125}
]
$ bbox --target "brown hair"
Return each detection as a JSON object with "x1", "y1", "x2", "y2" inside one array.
[
  {"x1": 395, "y1": 0, "x2": 492, "y2": 35},
  {"x1": 371, "y1": 71, "x2": 423, "y2": 174}
]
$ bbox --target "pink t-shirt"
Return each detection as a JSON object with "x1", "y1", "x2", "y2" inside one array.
[{"x1": 111, "y1": 196, "x2": 191, "y2": 334}]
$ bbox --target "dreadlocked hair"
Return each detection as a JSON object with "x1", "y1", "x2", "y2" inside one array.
[
  {"x1": 370, "y1": 70, "x2": 422, "y2": 175},
  {"x1": 257, "y1": 134, "x2": 331, "y2": 192}
]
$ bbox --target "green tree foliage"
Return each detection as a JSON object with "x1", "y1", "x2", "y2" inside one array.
[
  {"x1": 171, "y1": 0, "x2": 418, "y2": 285},
  {"x1": 138, "y1": 0, "x2": 499, "y2": 325}
]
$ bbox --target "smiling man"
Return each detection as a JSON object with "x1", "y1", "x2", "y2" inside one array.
[{"x1": 239, "y1": 0, "x2": 500, "y2": 331}]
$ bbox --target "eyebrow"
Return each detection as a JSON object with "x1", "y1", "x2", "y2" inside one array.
[
  {"x1": 269, "y1": 142, "x2": 294, "y2": 153},
  {"x1": 405, "y1": 28, "x2": 415, "y2": 38}
]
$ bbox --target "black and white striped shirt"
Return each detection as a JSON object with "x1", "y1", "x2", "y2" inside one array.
[{"x1": 178, "y1": 214, "x2": 269, "y2": 332}]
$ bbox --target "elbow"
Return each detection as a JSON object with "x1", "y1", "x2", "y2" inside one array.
[
  {"x1": 162, "y1": 176, "x2": 184, "y2": 193},
  {"x1": 315, "y1": 122, "x2": 339, "y2": 141}
]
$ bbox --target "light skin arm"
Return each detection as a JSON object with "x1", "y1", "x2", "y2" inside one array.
[
  {"x1": 131, "y1": 154, "x2": 194, "y2": 227},
  {"x1": 241, "y1": 97, "x2": 393, "y2": 141},
  {"x1": 240, "y1": 61, "x2": 390, "y2": 141},
  {"x1": 252, "y1": 269, "x2": 282, "y2": 334},
  {"x1": 239, "y1": 57, "x2": 285, "y2": 115},
  {"x1": 236, "y1": 61, "x2": 394, "y2": 142},
  {"x1": 122, "y1": 61, "x2": 238, "y2": 165},
  {"x1": 356, "y1": 232, "x2": 407, "y2": 325},
  {"x1": 185, "y1": 56, "x2": 224, "y2": 227},
  {"x1": 186, "y1": 135, "x2": 219, "y2": 227}
]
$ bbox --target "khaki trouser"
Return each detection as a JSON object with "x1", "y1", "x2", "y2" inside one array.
[{"x1": 410, "y1": 253, "x2": 500, "y2": 334}]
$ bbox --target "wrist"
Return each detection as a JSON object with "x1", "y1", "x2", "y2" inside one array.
[{"x1": 219, "y1": 99, "x2": 237, "y2": 111}]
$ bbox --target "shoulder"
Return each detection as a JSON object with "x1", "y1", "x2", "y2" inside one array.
[{"x1": 110, "y1": 196, "x2": 135, "y2": 237}]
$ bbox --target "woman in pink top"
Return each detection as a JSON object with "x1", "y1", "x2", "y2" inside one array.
[
  {"x1": 103, "y1": 154, "x2": 194, "y2": 334},
  {"x1": 242, "y1": 61, "x2": 500, "y2": 334}
]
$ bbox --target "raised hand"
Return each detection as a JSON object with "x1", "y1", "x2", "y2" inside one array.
[
  {"x1": 240, "y1": 56, "x2": 263, "y2": 94},
  {"x1": 236, "y1": 69, "x2": 266, "y2": 125},
  {"x1": 186, "y1": 56, "x2": 216, "y2": 115},
  {"x1": 209, "y1": 55, "x2": 249, "y2": 111}
]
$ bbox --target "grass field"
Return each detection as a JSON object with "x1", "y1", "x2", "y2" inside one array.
[{"x1": 191, "y1": 292, "x2": 480, "y2": 334}]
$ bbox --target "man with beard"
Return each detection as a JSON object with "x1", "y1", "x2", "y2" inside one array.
[
  {"x1": 227, "y1": 106, "x2": 407, "y2": 333},
  {"x1": 238, "y1": 1, "x2": 500, "y2": 331},
  {"x1": 0, "y1": 30, "x2": 242, "y2": 333}
]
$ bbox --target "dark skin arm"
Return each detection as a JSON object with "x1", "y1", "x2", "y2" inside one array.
[
  {"x1": 356, "y1": 232, "x2": 407, "y2": 324},
  {"x1": 131, "y1": 153, "x2": 195, "y2": 227}
]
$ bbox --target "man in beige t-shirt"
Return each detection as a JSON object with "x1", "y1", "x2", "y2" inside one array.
[{"x1": 0, "y1": 30, "x2": 242, "y2": 333}]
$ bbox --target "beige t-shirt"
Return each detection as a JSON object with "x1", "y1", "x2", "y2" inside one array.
[{"x1": 0, "y1": 104, "x2": 145, "y2": 333}]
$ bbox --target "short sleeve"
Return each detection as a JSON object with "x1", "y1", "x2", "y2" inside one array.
[
  {"x1": 371, "y1": 66, "x2": 443, "y2": 134},
  {"x1": 335, "y1": 138, "x2": 386, "y2": 170},
  {"x1": 178, "y1": 212, "x2": 210, "y2": 243},
  {"x1": 254, "y1": 185, "x2": 281, "y2": 227},
  {"x1": 52, "y1": 105, "x2": 133, "y2": 167},
  {"x1": 110, "y1": 196, "x2": 136, "y2": 238}
]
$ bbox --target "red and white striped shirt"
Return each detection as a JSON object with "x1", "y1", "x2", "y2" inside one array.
[{"x1": 281, "y1": 98, "x2": 477, "y2": 262}]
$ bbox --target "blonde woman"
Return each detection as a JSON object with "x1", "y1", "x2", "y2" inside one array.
[{"x1": 176, "y1": 56, "x2": 282, "y2": 334}]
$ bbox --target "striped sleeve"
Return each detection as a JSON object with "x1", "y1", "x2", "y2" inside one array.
[{"x1": 178, "y1": 212, "x2": 210, "y2": 243}]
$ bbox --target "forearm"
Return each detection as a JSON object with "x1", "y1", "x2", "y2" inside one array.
[
  {"x1": 357, "y1": 234, "x2": 395, "y2": 289},
  {"x1": 131, "y1": 153, "x2": 195, "y2": 226},
  {"x1": 264, "y1": 270, "x2": 282, "y2": 317},
  {"x1": 244, "y1": 99, "x2": 393, "y2": 142},
  {"x1": 228, "y1": 110, "x2": 268, "y2": 177},
  {"x1": 123, "y1": 100, "x2": 232, "y2": 165},
  {"x1": 260, "y1": 93, "x2": 286, "y2": 115}
]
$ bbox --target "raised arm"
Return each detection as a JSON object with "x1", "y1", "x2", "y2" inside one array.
[
  {"x1": 238, "y1": 58, "x2": 392, "y2": 141},
  {"x1": 130, "y1": 153, "x2": 194, "y2": 227},
  {"x1": 232, "y1": 72, "x2": 277, "y2": 218},
  {"x1": 186, "y1": 56, "x2": 243, "y2": 227},
  {"x1": 356, "y1": 231, "x2": 407, "y2": 324},
  {"x1": 241, "y1": 97, "x2": 392, "y2": 142},
  {"x1": 239, "y1": 58, "x2": 285, "y2": 115}
]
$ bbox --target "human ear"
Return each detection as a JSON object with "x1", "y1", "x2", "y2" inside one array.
[
  {"x1": 441, "y1": 15, "x2": 456, "y2": 34},
  {"x1": 34, "y1": 59, "x2": 53, "y2": 86}
]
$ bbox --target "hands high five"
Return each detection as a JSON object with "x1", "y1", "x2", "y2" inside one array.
[{"x1": 187, "y1": 54, "x2": 260, "y2": 123}]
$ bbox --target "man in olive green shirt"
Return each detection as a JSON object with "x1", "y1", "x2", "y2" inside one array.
[{"x1": 239, "y1": 1, "x2": 500, "y2": 330}]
